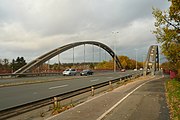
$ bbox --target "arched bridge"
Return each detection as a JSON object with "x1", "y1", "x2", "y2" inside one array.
[
  {"x1": 143, "y1": 45, "x2": 159, "y2": 76},
  {"x1": 14, "y1": 41, "x2": 123, "y2": 74}
]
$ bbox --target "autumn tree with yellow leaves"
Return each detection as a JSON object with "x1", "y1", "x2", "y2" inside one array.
[{"x1": 152, "y1": 0, "x2": 180, "y2": 76}]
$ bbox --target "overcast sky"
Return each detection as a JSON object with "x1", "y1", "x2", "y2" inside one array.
[{"x1": 0, "y1": 0, "x2": 170, "y2": 63}]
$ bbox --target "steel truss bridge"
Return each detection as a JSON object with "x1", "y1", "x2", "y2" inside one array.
[{"x1": 13, "y1": 41, "x2": 159, "y2": 76}]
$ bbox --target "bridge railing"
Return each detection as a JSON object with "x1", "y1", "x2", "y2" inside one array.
[{"x1": 0, "y1": 71, "x2": 143, "y2": 119}]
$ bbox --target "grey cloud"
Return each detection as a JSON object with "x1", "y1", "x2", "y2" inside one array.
[
  {"x1": 0, "y1": 0, "x2": 169, "y2": 36},
  {"x1": 0, "y1": 0, "x2": 170, "y2": 62}
]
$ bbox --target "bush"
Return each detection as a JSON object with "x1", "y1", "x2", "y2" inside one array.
[{"x1": 166, "y1": 79, "x2": 180, "y2": 120}]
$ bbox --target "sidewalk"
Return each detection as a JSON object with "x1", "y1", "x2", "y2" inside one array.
[{"x1": 47, "y1": 76, "x2": 169, "y2": 120}]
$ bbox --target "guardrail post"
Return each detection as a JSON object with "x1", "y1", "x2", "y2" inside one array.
[
  {"x1": 118, "y1": 78, "x2": 123, "y2": 85},
  {"x1": 109, "y1": 81, "x2": 113, "y2": 90},
  {"x1": 129, "y1": 75, "x2": 132, "y2": 80},
  {"x1": 127, "y1": 75, "x2": 131, "y2": 80},
  {"x1": 91, "y1": 86, "x2": 94, "y2": 96},
  {"x1": 54, "y1": 97, "x2": 58, "y2": 109},
  {"x1": 130, "y1": 75, "x2": 132, "y2": 80}
]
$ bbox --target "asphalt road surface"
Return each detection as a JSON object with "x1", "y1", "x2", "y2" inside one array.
[
  {"x1": 48, "y1": 75, "x2": 169, "y2": 120},
  {"x1": 0, "y1": 71, "x2": 138, "y2": 111},
  {"x1": 0, "y1": 70, "x2": 134, "y2": 85},
  {"x1": 102, "y1": 77, "x2": 169, "y2": 120}
]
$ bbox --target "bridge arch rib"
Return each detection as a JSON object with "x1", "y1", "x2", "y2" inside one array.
[
  {"x1": 143, "y1": 45, "x2": 159, "y2": 76},
  {"x1": 14, "y1": 41, "x2": 123, "y2": 74}
]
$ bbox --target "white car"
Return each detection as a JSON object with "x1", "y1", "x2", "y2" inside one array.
[{"x1": 63, "y1": 69, "x2": 77, "y2": 76}]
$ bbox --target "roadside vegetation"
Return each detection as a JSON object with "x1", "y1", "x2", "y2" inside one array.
[
  {"x1": 95, "y1": 55, "x2": 143, "y2": 70},
  {"x1": 166, "y1": 79, "x2": 180, "y2": 120},
  {"x1": 0, "y1": 57, "x2": 26, "y2": 73},
  {"x1": 152, "y1": 0, "x2": 180, "y2": 77},
  {"x1": 153, "y1": 1, "x2": 179, "y2": 119}
]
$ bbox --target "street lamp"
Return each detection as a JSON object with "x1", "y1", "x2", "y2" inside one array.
[
  {"x1": 84, "y1": 44, "x2": 86, "y2": 69},
  {"x1": 112, "y1": 31, "x2": 119, "y2": 72},
  {"x1": 142, "y1": 54, "x2": 146, "y2": 69},
  {"x1": 135, "y1": 49, "x2": 138, "y2": 70},
  {"x1": 73, "y1": 47, "x2": 74, "y2": 66}
]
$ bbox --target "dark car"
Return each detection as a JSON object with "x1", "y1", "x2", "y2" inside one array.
[{"x1": 80, "y1": 69, "x2": 93, "y2": 76}]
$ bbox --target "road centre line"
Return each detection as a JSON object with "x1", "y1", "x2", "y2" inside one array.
[
  {"x1": 107, "y1": 77, "x2": 113, "y2": 79},
  {"x1": 96, "y1": 80, "x2": 150, "y2": 120},
  {"x1": 49, "y1": 84, "x2": 68, "y2": 90},
  {"x1": 90, "y1": 79, "x2": 99, "y2": 82}
]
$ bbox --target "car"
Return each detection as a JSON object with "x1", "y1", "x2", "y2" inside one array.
[
  {"x1": 80, "y1": 69, "x2": 93, "y2": 76},
  {"x1": 121, "y1": 69, "x2": 126, "y2": 72},
  {"x1": 63, "y1": 69, "x2": 77, "y2": 76}
]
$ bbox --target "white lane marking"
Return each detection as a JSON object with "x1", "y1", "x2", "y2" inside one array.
[
  {"x1": 46, "y1": 92, "x2": 108, "y2": 120},
  {"x1": 33, "y1": 92, "x2": 38, "y2": 95},
  {"x1": 96, "y1": 81, "x2": 150, "y2": 120},
  {"x1": 49, "y1": 84, "x2": 68, "y2": 90},
  {"x1": 90, "y1": 79, "x2": 99, "y2": 82},
  {"x1": 107, "y1": 77, "x2": 113, "y2": 79}
]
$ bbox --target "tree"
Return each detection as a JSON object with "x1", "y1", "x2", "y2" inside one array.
[
  {"x1": 118, "y1": 56, "x2": 129, "y2": 69},
  {"x1": 152, "y1": 0, "x2": 180, "y2": 72},
  {"x1": 11, "y1": 57, "x2": 27, "y2": 71},
  {"x1": 3, "y1": 58, "x2": 10, "y2": 70},
  {"x1": 95, "y1": 55, "x2": 142, "y2": 70},
  {"x1": 0, "y1": 59, "x2": 2, "y2": 69},
  {"x1": 96, "y1": 60, "x2": 113, "y2": 70}
]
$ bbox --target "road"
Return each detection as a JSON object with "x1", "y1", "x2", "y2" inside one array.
[
  {"x1": 102, "y1": 77, "x2": 169, "y2": 120},
  {"x1": 0, "y1": 71, "x2": 132, "y2": 85},
  {"x1": 0, "y1": 70, "x2": 138, "y2": 111},
  {"x1": 48, "y1": 75, "x2": 169, "y2": 120}
]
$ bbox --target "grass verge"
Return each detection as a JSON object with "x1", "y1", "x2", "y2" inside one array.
[{"x1": 166, "y1": 79, "x2": 180, "y2": 120}]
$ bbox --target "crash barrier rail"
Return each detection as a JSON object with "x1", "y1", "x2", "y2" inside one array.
[
  {"x1": 0, "y1": 71, "x2": 110, "y2": 78},
  {"x1": 0, "y1": 72, "x2": 143, "y2": 119},
  {"x1": 0, "y1": 72, "x2": 63, "y2": 78}
]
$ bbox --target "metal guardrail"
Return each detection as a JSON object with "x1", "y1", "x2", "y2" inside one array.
[
  {"x1": 0, "y1": 72, "x2": 143, "y2": 119},
  {"x1": 0, "y1": 72, "x2": 63, "y2": 78}
]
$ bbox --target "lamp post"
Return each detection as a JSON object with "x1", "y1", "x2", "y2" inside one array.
[
  {"x1": 112, "y1": 31, "x2": 119, "y2": 72},
  {"x1": 84, "y1": 44, "x2": 85, "y2": 69},
  {"x1": 92, "y1": 45, "x2": 94, "y2": 66},
  {"x1": 135, "y1": 49, "x2": 138, "y2": 70},
  {"x1": 73, "y1": 47, "x2": 74, "y2": 66},
  {"x1": 58, "y1": 54, "x2": 60, "y2": 71},
  {"x1": 142, "y1": 54, "x2": 146, "y2": 69},
  {"x1": 48, "y1": 60, "x2": 50, "y2": 72}
]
